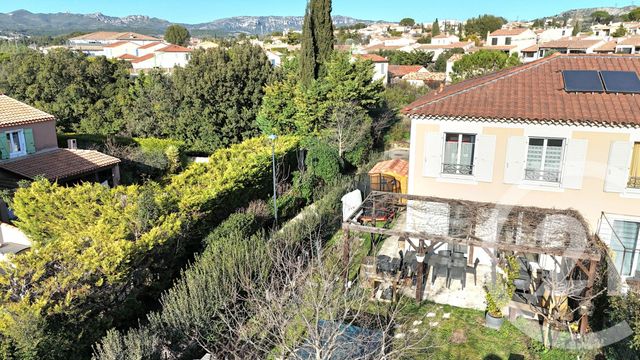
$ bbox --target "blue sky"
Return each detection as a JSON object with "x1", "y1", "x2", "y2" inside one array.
[{"x1": 0, "y1": 0, "x2": 634, "y2": 24}]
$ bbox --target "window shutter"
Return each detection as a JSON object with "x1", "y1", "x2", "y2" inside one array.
[
  {"x1": 24, "y1": 128, "x2": 36, "y2": 154},
  {"x1": 0, "y1": 134, "x2": 8, "y2": 160},
  {"x1": 423, "y1": 133, "x2": 443, "y2": 178},
  {"x1": 561, "y1": 139, "x2": 588, "y2": 190},
  {"x1": 604, "y1": 141, "x2": 633, "y2": 193},
  {"x1": 473, "y1": 135, "x2": 496, "y2": 182},
  {"x1": 504, "y1": 136, "x2": 527, "y2": 184}
]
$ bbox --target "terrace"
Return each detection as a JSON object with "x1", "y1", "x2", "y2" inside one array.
[{"x1": 342, "y1": 191, "x2": 606, "y2": 334}]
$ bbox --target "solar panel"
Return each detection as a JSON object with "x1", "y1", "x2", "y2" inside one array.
[
  {"x1": 562, "y1": 70, "x2": 604, "y2": 93},
  {"x1": 600, "y1": 71, "x2": 640, "y2": 94}
]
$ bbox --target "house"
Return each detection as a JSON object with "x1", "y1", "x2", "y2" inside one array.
[
  {"x1": 388, "y1": 65, "x2": 444, "y2": 88},
  {"x1": 266, "y1": 50, "x2": 283, "y2": 67},
  {"x1": 615, "y1": 36, "x2": 640, "y2": 54},
  {"x1": 407, "y1": 41, "x2": 474, "y2": 60},
  {"x1": 0, "y1": 95, "x2": 121, "y2": 219},
  {"x1": 431, "y1": 34, "x2": 460, "y2": 46},
  {"x1": 537, "y1": 27, "x2": 574, "y2": 43},
  {"x1": 402, "y1": 54, "x2": 640, "y2": 292},
  {"x1": 484, "y1": 28, "x2": 537, "y2": 57},
  {"x1": 130, "y1": 44, "x2": 193, "y2": 72},
  {"x1": 68, "y1": 31, "x2": 161, "y2": 56},
  {"x1": 445, "y1": 53, "x2": 465, "y2": 83},
  {"x1": 354, "y1": 54, "x2": 389, "y2": 85},
  {"x1": 388, "y1": 65, "x2": 426, "y2": 80},
  {"x1": 103, "y1": 41, "x2": 141, "y2": 59},
  {"x1": 521, "y1": 37, "x2": 607, "y2": 61}
]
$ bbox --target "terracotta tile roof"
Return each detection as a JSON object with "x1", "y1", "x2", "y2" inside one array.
[
  {"x1": 522, "y1": 45, "x2": 539, "y2": 52},
  {"x1": 482, "y1": 45, "x2": 517, "y2": 51},
  {"x1": 357, "y1": 54, "x2": 388, "y2": 63},
  {"x1": 403, "y1": 71, "x2": 446, "y2": 81},
  {"x1": 131, "y1": 53, "x2": 155, "y2": 63},
  {"x1": 389, "y1": 65, "x2": 425, "y2": 77},
  {"x1": 595, "y1": 41, "x2": 618, "y2": 52},
  {"x1": 490, "y1": 28, "x2": 529, "y2": 36},
  {"x1": 157, "y1": 44, "x2": 192, "y2": 53},
  {"x1": 403, "y1": 54, "x2": 640, "y2": 127},
  {"x1": 0, "y1": 149, "x2": 120, "y2": 181},
  {"x1": 416, "y1": 41, "x2": 474, "y2": 50},
  {"x1": 137, "y1": 41, "x2": 164, "y2": 50},
  {"x1": 619, "y1": 36, "x2": 640, "y2": 46},
  {"x1": 0, "y1": 95, "x2": 54, "y2": 127},
  {"x1": 70, "y1": 32, "x2": 160, "y2": 42},
  {"x1": 539, "y1": 37, "x2": 603, "y2": 50},
  {"x1": 364, "y1": 44, "x2": 402, "y2": 52},
  {"x1": 118, "y1": 54, "x2": 138, "y2": 60},
  {"x1": 104, "y1": 40, "x2": 130, "y2": 48},
  {"x1": 433, "y1": 34, "x2": 454, "y2": 39},
  {"x1": 369, "y1": 159, "x2": 409, "y2": 177}
]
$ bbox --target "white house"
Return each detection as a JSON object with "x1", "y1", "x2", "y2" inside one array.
[
  {"x1": 616, "y1": 36, "x2": 640, "y2": 54},
  {"x1": 354, "y1": 54, "x2": 389, "y2": 85},
  {"x1": 68, "y1": 31, "x2": 161, "y2": 56},
  {"x1": 266, "y1": 50, "x2": 283, "y2": 67},
  {"x1": 103, "y1": 41, "x2": 141, "y2": 59},
  {"x1": 485, "y1": 28, "x2": 537, "y2": 57},
  {"x1": 431, "y1": 34, "x2": 460, "y2": 46},
  {"x1": 538, "y1": 27, "x2": 574, "y2": 43}
]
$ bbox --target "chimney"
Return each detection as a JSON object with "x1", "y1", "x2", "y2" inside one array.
[{"x1": 67, "y1": 139, "x2": 77, "y2": 150}]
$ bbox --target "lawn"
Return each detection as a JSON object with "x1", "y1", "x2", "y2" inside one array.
[{"x1": 397, "y1": 300, "x2": 597, "y2": 360}]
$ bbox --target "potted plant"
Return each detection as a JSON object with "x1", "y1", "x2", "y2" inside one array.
[{"x1": 484, "y1": 257, "x2": 518, "y2": 329}]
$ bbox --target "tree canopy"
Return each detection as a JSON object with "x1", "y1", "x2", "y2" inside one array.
[
  {"x1": 164, "y1": 24, "x2": 191, "y2": 46},
  {"x1": 432, "y1": 19, "x2": 441, "y2": 36},
  {"x1": 464, "y1": 14, "x2": 507, "y2": 40},
  {"x1": 624, "y1": 7, "x2": 640, "y2": 21},
  {"x1": 590, "y1": 10, "x2": 613, "y2": 24},
  {"x1": 377, "y1": 49, "x2": 434, "y2": 67},
  {"x1": 300, "y1": 0, "x2": 334, "y2": 84},
  {"x1": 451, "y1": 50, "x2": 521, "y2": 83},
  {"x1": 400, "y1": 17, "x2": 416, "y2": 27}
]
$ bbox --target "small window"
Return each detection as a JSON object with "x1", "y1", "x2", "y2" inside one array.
[
  {"x1": 6, "y1": 130, "x2": 26, "y2": 158},
  {"x1": 442, "y1": 133, "x2": 476, "y2": 175},
  {"x1": 505, "y1": 37, "x2": 512, "y2": 46},
  {"x1": 491, "y1": 38, "x2": 498, "y2": 46},
  {"x1": 629, "y1": 143, "x2": 640, "y2": 189},
  {"x1": 525, "y1": 138, "x2": 564, "y2": 182},
  {"x1": 611, "y1": 220, "x2": 640, "y2": 276}
]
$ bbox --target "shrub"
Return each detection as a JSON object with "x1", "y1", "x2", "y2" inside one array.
[{"x1": 305, "y1": 141, "x2": 340, "y2": 184}]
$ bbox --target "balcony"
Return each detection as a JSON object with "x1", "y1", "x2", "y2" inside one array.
[
  {"x1": 524, "y1": 168, "x2": 561, "y2": 183},
  {"x1": 442, "y1": 163, "x2": 473, "y2": 176}
]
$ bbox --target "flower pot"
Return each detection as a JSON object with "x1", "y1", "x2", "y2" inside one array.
[{"x1": 485, "y1": 312, "x2": 504, "y2": 330}]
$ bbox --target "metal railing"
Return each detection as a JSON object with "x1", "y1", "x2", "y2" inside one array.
[
  {"x1": 628, "y1": 176, "x2": 640, "y2": 189},
  {"x1": 442, "y1": 163, "x2": 473, "y2": 176},
  {"x1": 524, "y1": 168, "x2": 561, "y2": 183}
]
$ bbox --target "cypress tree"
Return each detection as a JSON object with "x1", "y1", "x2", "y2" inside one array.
[
  {"x1": 313, "y1": 0, "x2": 334, "y2": 77},
  {"x1": 300, "y1": 0, "x2": 335, "y2": 84},
  {"x1": 300, "y1": 3, "x2": 317, "y2": 85},
  {"x1": 432, "y1": 18, "x2": 441, "y2": 36}
]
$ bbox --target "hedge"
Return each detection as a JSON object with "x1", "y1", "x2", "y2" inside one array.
[{"x1": 0, "y1": 135, "x2": 299, "y2": 359}]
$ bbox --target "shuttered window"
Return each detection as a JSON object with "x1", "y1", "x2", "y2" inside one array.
[
  {"x1": 611, "y1": 220, "x2": 640, "y2": 277},
  {"x1": 525, "y1": 138, "x2": 564, "y2": 182},
  {"x1": 628, "y1": 143, "x2": 640, "y2": 189},
  {"x1": 443, "y1": 133, "x2": 475, "y2": 175},
  {"x1": 5, "y1": 130, "x2": 26, "y2": 159}
]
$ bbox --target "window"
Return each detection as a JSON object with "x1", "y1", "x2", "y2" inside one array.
[
  {"x1": 442, "y1": 133, "x2": 475, "y2": 175},
  {"x1": 491, "y1": 38, "x2": 498, "y2": 46},
  {"x1": 629, "y1": 143, "x2": 640, "y2": 189},
  {"x1": 611, "y1": 220, "x2": 640, "y2": 277},
  {"x1": 505, "y1": 37, "x2": 512, "y2": 46},
  {"x1": 6, "y1": 130, "x2": 25, "y2": 158},
  {"x1": 525, "y1": 138, "x2": 564, "y2": 182}
]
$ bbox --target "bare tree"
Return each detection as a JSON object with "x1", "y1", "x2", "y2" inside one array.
[{"x1": 326, "y1": 102, "x2": 372, "y2": 159}]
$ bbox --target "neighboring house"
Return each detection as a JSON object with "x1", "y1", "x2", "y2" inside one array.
[
  {"x1": 407, "y1": 41, "x2": 474, "y2": 60},
  {"x1": 266, "y1": 50, "x2": 282, "y2": 67},
  {"x1": 354, "y1": 54, "x2": 389, "y2": 85},
  {"x1": 523, "y1": 37, "x2": 607, "y2": 61},
  {"x1": 537, "y1": 27, "x2": 574, "y2": 43},
  {"x1": 389, "y1": 65, "x2": 426, "y2": 81},
  {"x1": 0, "y1": 95, "x2": 120, "y2": 221},
  {"x1": 103, "y1": 40, "x2": 141, "y2": 59},
  {"x1": 402, "y1": 54, "x2": 640, "y2": 290},
  {"x1": 68, "y1": 31, "x2": 161, "y2": 56},
  {"x1": 431, "y1": 34, "x2": 460, "y2": 46},
  {"x1": 123, "y1": 44, "x2": 193, "y2": 73},
  {"x1": 388, "y1": 65, "x2": 444, "y2": 87},
  {"x1": 445, "y1": 53, "x2": 465, "y2": 83},
  {"x1": 616, "y1": 36, "x2": 640, "y2": 54},
  {"x1": 485, "y1": 28, "x2": 537, "y2": 56}
]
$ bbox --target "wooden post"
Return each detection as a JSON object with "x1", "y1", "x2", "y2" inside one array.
[
  {"x1": 415, "y1": 240, "x2": 425, "y2": 302},
  {"x1": 580, "y1": 259, "x2": 598, "y2": 335}
]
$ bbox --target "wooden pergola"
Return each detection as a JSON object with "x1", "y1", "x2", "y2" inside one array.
[{"x1": 342, "y1": 191, "x2": 605, "y2": 334}]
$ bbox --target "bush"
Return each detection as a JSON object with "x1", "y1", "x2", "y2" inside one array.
[{"x1": 305, "y1": 141, "x2": 341, "y2": 184}]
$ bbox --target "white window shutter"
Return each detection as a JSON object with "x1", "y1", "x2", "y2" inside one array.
[
  {"x1": 473, "y1": 135, "x2": 496, "y2": 182},
  {"x1": 504, "y1": 136, "x2": 527, "y2": 184},
  {"x1": 604, "y1": 141, "x2": 633, "y2": 193},
  {"x1": 561, "y1": 139, "x2": 588, "y2": 190},
  {"x1": 423, "y1": 133, "x2": 443, "y2": 177}
]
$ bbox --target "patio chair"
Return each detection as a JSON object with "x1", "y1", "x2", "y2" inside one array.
[
  {"x1": 447, "y1": 258, "x2": 468, "y2": 290},
  {"x1": 466, "y1": 258, "x2": 480, "y2": 286},
  {"x1": 430, "y1": 256, "x2": 450, "y2": 285}
]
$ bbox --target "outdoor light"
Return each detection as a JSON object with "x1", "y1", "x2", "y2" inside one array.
[{"x1": 269, "y1": 134, "x2": 278, "y2": 227}]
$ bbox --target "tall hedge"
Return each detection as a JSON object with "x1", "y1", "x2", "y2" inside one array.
[{"x1": 0, "y1": 135, "x2": 299, "y2": 359}]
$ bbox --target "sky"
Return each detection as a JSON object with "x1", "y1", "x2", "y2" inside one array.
[{"x1": 0, "y1": 0, "x2": 635, "y2": 24}]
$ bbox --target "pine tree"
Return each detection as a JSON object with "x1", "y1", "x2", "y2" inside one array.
[
  {"x1": 432, "y1": 18, "x2": 441, "y2": 36},
  {"x1": 300, "y1": 3, "x2": 317, "y2": 85},
  {"x1": 572, "y1": 21, "x2": 581, "y2": 36}
]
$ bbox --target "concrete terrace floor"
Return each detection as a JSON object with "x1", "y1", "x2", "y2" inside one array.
[{"x1": 376, "y1": 212, "x2": 489, "y2": 311}]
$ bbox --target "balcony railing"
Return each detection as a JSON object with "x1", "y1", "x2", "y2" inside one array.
[
  {"x1": 628, "y1": 176, "x2": 640, "y2": 189},
  {"x1": 524, "y1": 168, "x2": 561, "y2": 183},
  {"x1": 442, "y1": 163, "x2": 473, "y2": 176}
]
